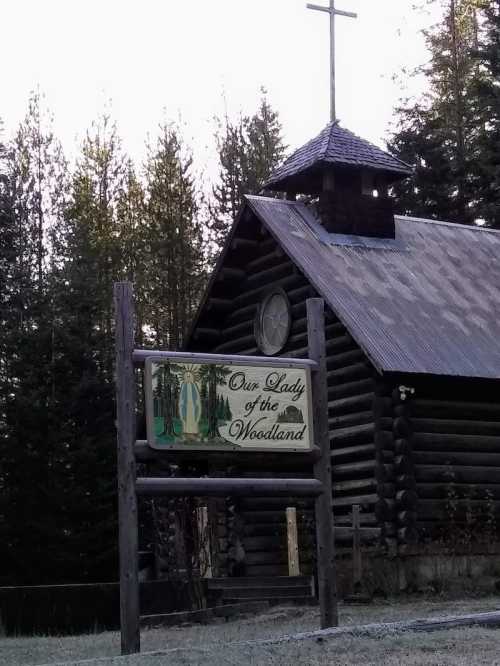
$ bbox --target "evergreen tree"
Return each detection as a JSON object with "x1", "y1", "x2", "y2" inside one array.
[
  {"x1": 45, "y1": 116, "x2": 128, "y2": 582},
  {"x1": 469, "y1": 0, "x2": 500, "y2": 225},
  {"x1": 209, "y1": 90, "x2": 286, "y2": 254},
  {"x1": 144, "y1": 122, "x2": 206, "y2": 350},
  {"x1": 389, "y1": 1, "x2": 485, "y2": 225},
  {"x1": 1, "y1": 94, "x2": 70, "y2": 583}
]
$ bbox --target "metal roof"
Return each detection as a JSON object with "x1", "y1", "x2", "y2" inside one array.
[
  {"x1": 246, "y1": 195, "x2": 500, "y2": 379},
  {"x1": 264, "y1": 122, "x2": 413, "y2": 193}
]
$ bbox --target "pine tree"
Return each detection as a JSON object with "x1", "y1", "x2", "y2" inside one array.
[
  {"x1": 468, "y1": 0, "x2": 500, "y2": 225},
  {"x1": 1, "y1": 94, "x2": 70, "y2": 583},
  {"x1": 144, "y1": 122, "x2": 206, "y2": 350},
  {"x1": 209, "y1": 90, "x2": 286, "y2": 255},
  {"x1": 389, "y1": 1, "x2": 484, "y2": 225}
]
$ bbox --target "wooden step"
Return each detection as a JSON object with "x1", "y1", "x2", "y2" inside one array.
[
  {"x1": 218, "y1": 586, "x2": 312, "y2": 599},
  {"x1": 222, "y1": 596, "x2": 317, "y2": 606},
  {"x1": 206, "y1": 575, "x2": 312, "y2": 589}
]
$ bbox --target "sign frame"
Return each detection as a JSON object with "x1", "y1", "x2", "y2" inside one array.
[{"x1": 143, "y1": 353, "x2": 315, "y2": 454}]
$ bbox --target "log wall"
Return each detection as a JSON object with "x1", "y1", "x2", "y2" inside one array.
[
  {"x1": 400, "y1": 379, "x2": 500, "y2": 545},
  {"x1": 189, "y1": 213, "x2": 385, "y2": 576}
]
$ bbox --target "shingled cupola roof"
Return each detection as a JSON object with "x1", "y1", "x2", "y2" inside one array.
[{"x1": 264, "y1": 121, "x2": 413, "y2": 196}]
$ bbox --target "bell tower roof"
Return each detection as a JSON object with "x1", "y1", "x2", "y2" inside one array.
[{"x1": 264, "y1": 122, "x2": 412, "y2": 195}]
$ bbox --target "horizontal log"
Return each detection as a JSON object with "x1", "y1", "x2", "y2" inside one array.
[
  {"x1": 412, "y1": 399, "x2": 500, "y2": 420},
  {"x1": 218, "y1": 267, "x2": 246, "y2": 281},
  {"x1": 329, "y1": 411, "x2": 373, "y2": 430},
  {"x1": 326, "y1": 349, "x2": 365, "y2": 371},
  {"x1": 234, "y1": 274, "x2": 306, "y2": 309},
  {"x1": 238, "y1": 346, "x2": 259, "y2": 356},
  {"x1": 220, "y1": 319, "x2": 253, "y2": 341},
  {"x1": 213, "y1": 334, "x2": 256, "y2": 354},
  {"x1": 287, "y1": 322, "x2": 345, "y2": 350},
  {"x1": 225, "y1": 303, "x2": 258, "y2": 325},
  {"x1": 328, "y1": 393, "x2": 374, "y2": 415},
  {"x1": 417, "y1": 498, "x2": 500, "y2": 521},
  {"x1": 333, "y1": 459, "x2": 377, "y2": 477},
  {"x1": 241, "y1": 510, "x2": 313, "y2": 524},
  {"x1": 246, "y1": 246, "x2": 284, "y2": 272},
  {"x1": 136, "y1": 477, "x2": 324, "y2": 497},
  {"x1": 245, "y1": 262, "x2": 296, "y2": 290},
  {"x1": 334, "y1": 512, "x2": 378, "y2": 526},
  {"x1": 287, "y1": 285, "x2": 316, "y2": 305},
  {"x1": 414, "y1": 432, "x2": 500, "y2": 452},
  {"x1": 329, "y1": 379, "x2": 375, "y2": 401},
  {"x1": 333, "y1": 493, "x2": 378, "y2": 508},
  {"x1": 334, "y1": 526, "x2": 381, "y2": 541},
  {"x1": 414, "y1": 450, "x2": 500, "y2": 467},
  {"x1": 206, "y1": 297, "x2": 233, "y2": 314},
  {"x1": 132, "y1": 352, "x2": 316, "y2": 369},
  {"x1": 328, "y1": 363, "x2": 371, "y2": 384},
  {"x1": 331, "y1": 443, "x2": 375, "y2": 461},
  {"x1": 231, "y1": 237, "x2": 259, "y2": 252},
  {"x1": 415, "y1": 465, "x2": 500, "y2": 484},
  {"x1": 412, "y1": 417, "x2": 500, "y2": 436},
  {"x1": 238, "y1": 497, "x2": 313, "y2": 509},
  {"x1": 333, "y1": 478, "x2": 395, "y2": 498},
  {"x1": 416, "y1": 482, "x2": 500, "y2": 500},
  {"x1": 337, "y1": 461, "x2": 394, "y2": 483},
  {"x1": 330, "y1": 423, "x2": 375, "y2": 446},
  {"x1": 192, "y1": 327, "x2": 221, "y2": 342},
  {"x1": 326, "y1": 334, "x2": 355, "y2": 354}
]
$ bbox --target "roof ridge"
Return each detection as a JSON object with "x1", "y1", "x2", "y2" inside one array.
[
  {"x1": 396, "y1": 215, "x2": 500, "y2": 234},
  {"x1": 321, "y1": 120, "x2": 338, "y2": 160}
]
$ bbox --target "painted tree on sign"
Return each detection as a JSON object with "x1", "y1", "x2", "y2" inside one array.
[{"x1": 197, "y1": 364, "x2": 232, "y2": 439}]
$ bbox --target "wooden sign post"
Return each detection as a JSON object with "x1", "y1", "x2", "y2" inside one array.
[
  {"x1": 113, "y1": 283, "x2": 338, "y2": 654},
  {"x1": 114, "y1": 283, "x2": 140, "y2": 655},
  {"x1": 307, "y1": 298, "x2": 338, "y2": 628}
]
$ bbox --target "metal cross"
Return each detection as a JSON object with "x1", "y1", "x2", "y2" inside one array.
[{"x1": 307, "y1": 0, "x2": 357, "y2": 122}]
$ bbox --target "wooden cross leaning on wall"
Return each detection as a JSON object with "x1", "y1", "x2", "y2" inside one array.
[{"x1": 307, "y1": 0, "x2": 357, "y2": 122}]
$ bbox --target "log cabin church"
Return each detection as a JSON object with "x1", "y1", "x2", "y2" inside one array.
[{"x1": 148, "y1": 120, "x2": 500, "y2": 595}]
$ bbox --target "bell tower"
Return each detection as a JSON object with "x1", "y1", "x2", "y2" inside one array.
[{"x1": 264, "y1": 121, "x2": 412, "y2": 239}]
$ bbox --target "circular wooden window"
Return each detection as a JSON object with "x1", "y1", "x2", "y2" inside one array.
[{"x1": 255, "y1": 288, "x2": 291, "y2": 356}]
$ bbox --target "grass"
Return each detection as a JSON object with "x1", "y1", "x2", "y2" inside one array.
[{"x1": 2, "y1": 596, "x2": 500, "y2": 665}]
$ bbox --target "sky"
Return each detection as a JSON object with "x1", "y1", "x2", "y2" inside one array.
[{"x1": 0, "y1": 0, "x2": 440, "y2": 175}]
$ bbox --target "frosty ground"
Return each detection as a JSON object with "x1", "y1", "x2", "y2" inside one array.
[{"x1": 3, "y1": 597, "x2": 500, "y2": 666}]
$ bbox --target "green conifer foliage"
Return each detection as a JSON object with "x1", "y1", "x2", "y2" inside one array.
[
  {"x1": 144, "y1": 123, "x2": 206, "y2": 350},
  {"x1": 390, "y1": 1, "x2": 485, "y2": 225},
  {"x1": 209, "y1": 90, "x2": 286, "y2": 255}
]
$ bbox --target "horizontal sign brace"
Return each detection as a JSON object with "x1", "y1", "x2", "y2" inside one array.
[
  {"x1": 134, "y1": 441, "x2": 322, "y2": 461},
  {"x1": 135, "y1": 477, "x2": 324, "y2": 497},
  {"x1": 133, "y1": 349, "x2": 317, "y2": 370}
]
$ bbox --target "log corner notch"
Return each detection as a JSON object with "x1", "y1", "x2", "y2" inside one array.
[
  {"x1": 114, "y1": 282, "x2": 140, "y2": 655},
  {"x1": 307, "y1": 297, "x2": 338, "y2": 629},
  {"x1": 373, "y1": 380, "x2": 417, "y2": 549}
]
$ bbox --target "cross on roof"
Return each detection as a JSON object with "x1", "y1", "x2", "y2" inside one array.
[{"x1": 307, "y1": 1, "x2": 357, "y2": 122}]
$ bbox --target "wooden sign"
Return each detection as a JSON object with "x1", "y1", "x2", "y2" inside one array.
[{"x1": 144, "y1": 355, "x2": 314, "y2": 452}]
